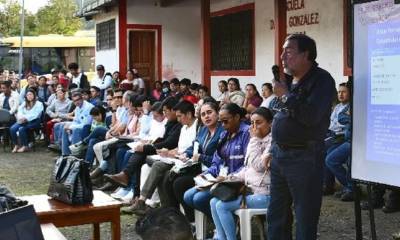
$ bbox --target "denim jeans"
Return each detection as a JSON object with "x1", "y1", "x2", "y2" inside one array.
[
  {"x1": 325, "y1": 141, "x2": 352, "y2": 192},
  {"x1": 267, "y1": 142, "x2": 325, "y2": 240},
  {"x1": 61, "y1": 126, "x2": 87, "y2": 156},
  {"x1": 53, "y1": 122, "x2": 67, "y2": 145},
  {"x1": 183, "y1": 187, "x2": 213, "y2": 218},
  {"x1": 324, "y1": 142, "x2": 342, "y2": 189},
  {"x1": 84, "y1": 127, "x2": 108, "y2": 164},
  {"x1": 9, "y1": 118, "x2": 41, "y2": 146},
  {"x1": 211, "y1": 194, "x2": 270, "y2": 240}
]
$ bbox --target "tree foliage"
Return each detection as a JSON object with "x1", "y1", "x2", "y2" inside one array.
[
  {"x1": 36, "y1": 0, "x2": 82, "y2": 35},
  {"x1": 0, "y1": 0, "x2": 82, "y2": 37}
]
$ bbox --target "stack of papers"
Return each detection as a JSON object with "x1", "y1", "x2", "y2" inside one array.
[{"x1": 194, "y1": 174, "x2": 217, "y2": 188}]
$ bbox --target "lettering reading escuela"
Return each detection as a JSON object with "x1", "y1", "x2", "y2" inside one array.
[{"x1": 287, "y1": 0, "x2": 305, "y2": 11}]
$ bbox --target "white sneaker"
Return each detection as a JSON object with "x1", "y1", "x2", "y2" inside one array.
[
  {"x1": 145, "y1": 198, "x2": 160, "y2": 208},
  {"x1": 120, "y1": 190, "x2": 134, "y2": 203},
  {"x1": 110, "y1": 188, "x2": 131, "y2": 200}
]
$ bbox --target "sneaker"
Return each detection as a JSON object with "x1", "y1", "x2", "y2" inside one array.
[
  {"x1": 69, "y1": 141, "x2": 86, "y2": 153},
  {"x1": 120, "y1": 190, "x2": 134, "y2": 204},
  {"x1": 341, "y1": 191, "x2": 354, "y2": 202},
  {"x1": 110, "y1": 188, "x2": 131, "y2": 200},
  {"x1": 48, "y1": 143, "x2": 60, "y2": 151}
]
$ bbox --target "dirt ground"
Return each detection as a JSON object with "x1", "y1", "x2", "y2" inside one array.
[{"x1": 1, "y1": 144, "x2": 400, "y2": 240}]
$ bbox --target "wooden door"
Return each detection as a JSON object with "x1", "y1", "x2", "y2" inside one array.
[{"x1": 129, "y1": 31, "x2": 156, "y2": 93}]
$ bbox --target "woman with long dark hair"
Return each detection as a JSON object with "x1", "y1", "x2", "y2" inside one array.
[
  {"x1": 183, "y1": 103, "x2": 250, "y2": 218},
  {"x1": 10, "y1": 88, "x2": 44, "y2": 152},
  {"x1": 243, "y1": 83, "x2": 263, "y2": 114}
]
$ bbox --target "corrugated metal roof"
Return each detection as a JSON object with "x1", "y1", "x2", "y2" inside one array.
[{"x1": 79, "y1": 0, "x2": 117, "y2": 15}]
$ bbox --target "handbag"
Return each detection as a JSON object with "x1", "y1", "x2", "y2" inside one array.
[
  {"x1": 210, "y1": 180, "x2": 247, "y2": 202},
  {"x1": 47, "y1": 156, "x2": 93, "y2": 205}
]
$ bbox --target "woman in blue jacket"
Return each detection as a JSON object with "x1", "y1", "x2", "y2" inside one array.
[
  {"x1": 161, "y1": 101, "x2": 224, "y2": 222},
  {"x1": 184, "y1": 103, "x2": 250, "y2": 218},
  {"x1": 10, "y1": 88, "x2": 44, "y2": 152}
]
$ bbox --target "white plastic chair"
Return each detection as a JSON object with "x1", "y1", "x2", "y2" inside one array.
[
  {"x1": 194, "y1": 210, "x2": 207, "y2": 240},
  {"x1": 234, "y1": 208, "x2": 268, "y2": 240}
]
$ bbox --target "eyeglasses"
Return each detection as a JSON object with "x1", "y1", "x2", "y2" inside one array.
[
  {"x1": 73, "y1": 98, "x2": 82, "y2": 103},
  {"x1": 113, "y1": 96, "x2": 123, "y2": 99}
]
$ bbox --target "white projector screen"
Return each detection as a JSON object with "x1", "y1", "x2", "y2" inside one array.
[{"x1": 353, "y1": 0, "x2": 400, "y2": 187}]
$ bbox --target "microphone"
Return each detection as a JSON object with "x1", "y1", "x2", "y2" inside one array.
[{"x1": 272, "y1": 65, "x2": 280, "y2": 82}]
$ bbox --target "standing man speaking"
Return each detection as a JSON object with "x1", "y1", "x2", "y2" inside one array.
[{"x1": 267, "y1": 34, "x2": 336, "y2": 240}]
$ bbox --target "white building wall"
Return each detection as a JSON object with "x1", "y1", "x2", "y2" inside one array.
[
  {"x1": 210, "y1": 0, "x2": 275, "y2": 97},
  {"x1": 93, "y1": 7, "x2": 120, "y2": 76},
  {"x1": 126, "y1": 0, "x2": 202, "y2": 82},
  {"x1": 210, "y1": 0, "x2": 345, "y2": 97},
  {"x1": 287, "y1": 0, "x2": 345, "y2": 85}
]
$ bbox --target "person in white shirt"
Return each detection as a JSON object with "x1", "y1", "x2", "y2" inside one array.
[
  {"x1": 91, "y1": 65, "x2": 113, "y2": 99},
  {"x1": 132, "y1": 68, "x2": 145, "y2": 95},
  {"x1": 260, "y1": 82, "x2": 276, "y2": 109},
  {"x1": 10, "y1": 89, "x2": 44, "y2": 152},
  {"x1": 0, "y1": 80, "x2": 19, "y2": 121},
  {"x1": 125, "y1": 100, "x2": 198, "y2": 215},
  {"x1": 68, "y1": 62, "x2": 90, "y2": 90}
]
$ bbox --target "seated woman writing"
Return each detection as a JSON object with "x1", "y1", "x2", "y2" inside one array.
[{"x1": 210, "y1": 107, "x2": 273, "y2": 240}]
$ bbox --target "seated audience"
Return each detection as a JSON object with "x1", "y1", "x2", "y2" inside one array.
[
  {"x1": 324, "y1": 82, "x2": 350, "y2": 196},
  {"x1": 68, "y1": 62, "x2": 90, "y2": 90},
  {"x1": 103, "y1": 96, "x2": 182, "y2": 201},
  {"x1": 119, "y1": 69, "x2": 135, "y2": 91},
  {"x1": 169, "y1": 102, "x2": 224, "y2": 222},
  {"x1": 59, "y1": 91, "x2": 94, "y2": 156},
  {"x1": 0, "y1": 80, "x2": 19, "y2": 125},
  {"x1": 216, "y1": 80, "x2": 228, "y2": 105},
  {"x1": 125, "y1": 100, "x2": 198, "y2": 215},
  {"x1": 151, "y1": 81, "x2": 163, "y2": 101},
  {"x1": 37, "y1": 76, "x2": 51, "y2": 103},
  {"x1": 243, "y1": 83, "x2": 263, "y2": 115},
  {"x1": 132, "y1": 69, "x2": 146, "y2": 95},
  {"x1": 260, "y1": 82, "x2": 275, "y2": 109},
  {"x1": 210, "y1": 107, "x2": 273, "y2": 240},
  {"x1": 45, "y1": 88, "x2": 72, "y2": 143},
  {"x1": 184, "y1": 103, "x2": 250, "y2": 218},
  {"x1": 10, "y1": 88, "x2": 44, "y2": 152},
  {"x1": 223, "y1": 78, "x2": 245, "y2": 107},
  {"x1": 89, "y1": 86, "x2": 102, "y2": 106}
]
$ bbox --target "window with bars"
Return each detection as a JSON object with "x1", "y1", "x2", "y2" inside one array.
[
  {"x1": 211, "y1": 9, "x2": 254, "y2": 71},
  {"x1": 96, "y1": 19, "x2": 116, "y2": 50}
]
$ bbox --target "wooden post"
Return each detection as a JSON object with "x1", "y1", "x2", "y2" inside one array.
[
  {"x1": 274, "y1": 0, "x2": 287, "y2": 71},
  {"x1": 201, "y1": 0, "x2": 211, "y2": 89}
]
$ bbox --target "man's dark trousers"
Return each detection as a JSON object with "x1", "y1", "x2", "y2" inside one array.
[{"x1": 267, "y1": 141, "x2": 325, "y2": 240}]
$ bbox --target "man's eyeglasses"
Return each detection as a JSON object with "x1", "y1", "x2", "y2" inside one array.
[
  {"x1": 73, "y1": 98, "x2": 82, "y2": 103},
  {"x1": 113, "y1": 96, "x2": 123, "y2": 99}
]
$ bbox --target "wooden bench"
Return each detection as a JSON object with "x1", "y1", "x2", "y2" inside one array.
[
  {"x1": 41, "y1": 223, "x2": 67, "y2": 240},
  {"x1": 22, "y1": 190, "x2": 122, "y2": 240}
]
